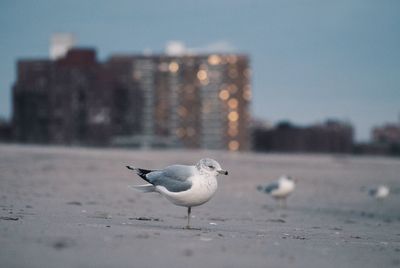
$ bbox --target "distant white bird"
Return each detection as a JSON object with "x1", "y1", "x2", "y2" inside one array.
[
  {"x1": 369, "y1": 185, "x2": 390, "y2": 200},
  {"x1": 126, "y1": 158, "x2": 228, "y2": 229},
  {"x1": 257, "y1": 175, "x2": 296, "y2": 208}
]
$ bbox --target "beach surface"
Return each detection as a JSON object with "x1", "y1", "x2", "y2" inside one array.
[{"x1": 1, "y1": 144, "x2": 399, "y2": 268}]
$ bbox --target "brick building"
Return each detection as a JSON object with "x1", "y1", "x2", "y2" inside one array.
[{"x1": 13, "y1": 49, "x2": 112, "y2": 145}]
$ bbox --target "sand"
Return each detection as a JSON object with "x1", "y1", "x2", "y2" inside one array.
[{"x1": 0, "y1": 144, "x2": 399, "y2": 268}]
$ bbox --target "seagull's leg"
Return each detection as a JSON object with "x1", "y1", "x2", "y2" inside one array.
[
  {"x1": 282, "y1": 198, "x2": 287, "y2": 209},
  {"x1": 186, "y1": 207, "x2": 192, "y2": 229},
  {"x1": 277, "y1": 198, "x2": 282, "y2": 209}
]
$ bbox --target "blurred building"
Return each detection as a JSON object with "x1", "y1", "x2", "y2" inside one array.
[
  {"x1": 123, "y1": 54, "x2": 251, "y2": 151},
  {"x1": 356, "y1": 122, "x2": 400, "y2": 156},
  {"x1": 0, "y1": 118, "x2": 12, "y2": 142},
  {"x1": 12, "y1": 49, "x2": 251, "y2": 151},
  {"x1": 13, "y1": 48, "x2": 112, "y2": 145},
  {"x1": 372, "y1": 123, "x2": 400, "y2": 144},
  {"x1": 252, "y1": 119, "x2": 354, "y2": 153}
]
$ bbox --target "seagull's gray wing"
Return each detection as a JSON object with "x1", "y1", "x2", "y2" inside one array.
[
  {"x1": 146, "y1": 165, "x2": 195, "y2": 192},
  {"x1": 264, "y1": 181, "x2": 280, "y2": 194}
]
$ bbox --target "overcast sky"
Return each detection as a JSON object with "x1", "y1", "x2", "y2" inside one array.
[{"x1": 1, "y1": 0, "x2": 399, "y2": 141}]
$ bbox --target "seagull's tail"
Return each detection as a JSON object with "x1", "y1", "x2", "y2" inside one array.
[
  {"x1": 126, "y1": 166, "x2": 155, "y2": 191},
  {"x1": 128, "y1": 184, "x2": 156, "y2": 193},
  {"x1": 126, "y1": 165, "x2": 154, "y2": 183}
]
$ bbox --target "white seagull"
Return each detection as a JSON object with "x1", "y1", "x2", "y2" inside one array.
[
  {"x1": 257, "y1": 175, "x2": 296, "y2": 208},
  {"x1": 126, "y1": 158, "x2": 228, "y2": 229},
  {"x1": 369, "y1": 185, "x2": 390, "y2": 200}
]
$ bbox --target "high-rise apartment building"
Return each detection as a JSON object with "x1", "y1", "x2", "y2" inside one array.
[
  {"x1": 13, "y1": 49, "x2": 112, "y2": 145},
  {"x1": 124, "y1": 54, "x2": 251, "y2": 151}
]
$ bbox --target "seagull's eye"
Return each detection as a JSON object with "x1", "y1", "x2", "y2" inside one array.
[{"x1": 207, "y1": 165, "x2": 214, "y2": 169}]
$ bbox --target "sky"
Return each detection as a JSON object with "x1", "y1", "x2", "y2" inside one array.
[{"x1": 1, "y1": 0, "x2": 399, "y2": 141}]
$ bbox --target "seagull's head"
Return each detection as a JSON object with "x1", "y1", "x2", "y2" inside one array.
[{"x1": 197, "y1": 158, "x2": 228, "y2": 176}]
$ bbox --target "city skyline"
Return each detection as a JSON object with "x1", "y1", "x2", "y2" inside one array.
[
  {"x1": 12, "y1": 48, "x2": 251, "y2": 150},
  {"x1": 1, "y1": 0, "x2": 400, "y2": 141}
]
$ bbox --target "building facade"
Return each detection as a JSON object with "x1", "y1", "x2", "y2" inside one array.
[{"x1": 126, "y1": 54, "x2": 251, "y2": 150}]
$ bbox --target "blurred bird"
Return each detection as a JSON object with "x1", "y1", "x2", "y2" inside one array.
[
  {"x1": 369, "y1": 185, "x2": 390, "y2": 200},
  {"x1": 257, "y1": 175, "x2": 296, "y2": 208},
  {"x1": 126, "y1": 158, "x2": 228, "y2": 229}
]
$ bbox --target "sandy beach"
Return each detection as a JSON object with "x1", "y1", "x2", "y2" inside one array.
[{"x1": 0, "y1": 144, "x2": 399, "y2": 268}]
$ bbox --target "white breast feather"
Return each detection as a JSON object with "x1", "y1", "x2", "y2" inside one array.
[{"x1": 156, "y1": 175, "x2": 218, "y2": 207}]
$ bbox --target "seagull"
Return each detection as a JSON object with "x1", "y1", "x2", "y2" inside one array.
[
  {"x1": 126, "y1": 158, "x2": 228, "y2": 229},
  {"x1": 257, "y1": 175, "x2": 296, "y2": 208},
  {"x1": 369, "y1": 185, "x2": 390, "y2": 200}
]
